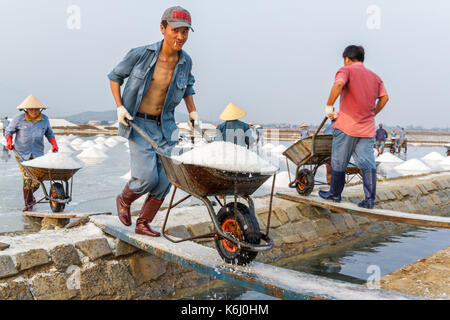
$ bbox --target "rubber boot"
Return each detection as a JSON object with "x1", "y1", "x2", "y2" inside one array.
[
  {"x1": 22, "y1": 188, "x2": 34, "y2": 212},
  {"x1": 135, "y1": 195, "x2": 163, "y2": 237},
  {"x1": 358, "y1": 169, "x2": 377, "y2": 209},
  {"x1": 318, "y1": 170, "x2": 346, "y2": 202},
  {"x1": 116, "y1": 184, "x2": 142, "y2": 226}
]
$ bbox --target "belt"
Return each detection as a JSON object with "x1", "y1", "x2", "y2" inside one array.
[{"x1": 135, "y1": 112, "x2": 161, "y2": 121}]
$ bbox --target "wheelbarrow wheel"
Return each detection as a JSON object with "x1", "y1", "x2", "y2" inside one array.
[
  {"x1": 49, "y1": 182, "x2": 66, "y2": 213},
  {"x1": 295, "y1": 168, "x2": 314, "y2": 196},
  {"x1": 214, "y1": 202, "x2": 261, "y2": 266}
]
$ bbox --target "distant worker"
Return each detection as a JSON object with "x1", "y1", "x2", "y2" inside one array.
[
  {"x1": 1, "y1": 117, "x2": 9, "y2": 136},
  {"x1": 375, "y1": 123, "x2": 388, "y2": 155},
  {"x1": 389, "y1": 128, "x2": 398, "y2": 153},
  {"x1": 319, "y1": 45, "x2": 389, "y2": 209},
  {"x1": 4, "y1": 94, "x2": 59, "y2": 212},
  {"x1": 299, "y1": 123, "x2": 310, "y2": 139},
  {"x1": 397, "y1": 127, "x2": 407, "y2": 153},
  {"x1": 214, "y1": 102, "x2": 253, "y2": 149},
  {"x1": 255, "y1": 124, "x2": 264, "y2": 144}
]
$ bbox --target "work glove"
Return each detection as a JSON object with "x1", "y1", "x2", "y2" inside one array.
[
  {"x1": 326, "y1": 105, "x2": 337, "y2": 120},
  {"x1": 117, "y1": 105, "x2": 133, "y2": 126},
  {"x1": 188, "y1": 111, "x2": 201, "y2": 130},
  {"x1": 49, "y1": 137, "x2": 58, "y2": 152},
  {"x1": 5, "y1": 135, "x2": 14, "y2": 150}
]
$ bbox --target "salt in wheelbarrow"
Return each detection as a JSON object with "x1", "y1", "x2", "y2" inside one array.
[
  {"x1": 128, "y1": 120, "x2": 276, "y2": 266},
  {"x1": 12, "y1": 148, "x2": 80, "y2": 213},
  {"x1": 282, "y1": 117, "x2": 362, "y2": 196}
]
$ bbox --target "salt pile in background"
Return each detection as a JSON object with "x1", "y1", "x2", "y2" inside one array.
[
  {"x1": 80, "y1": 140, "x2": 96, "y2": 149},
  {"x1": 70, "y1": 137, "x2": 84, "y2": 146},
  {"x1": 172, "y1": 141, "x2": 278, "y2": 173},
  {"x1": 21, "y1": 152, "x2": 82, "y2": 170},
  {"x1": 104, "y1": 137, "x2": 119, "y2": 148},
  {"x1": 77, "y1": 147, "x2": 108, "y2": 159},
  {"x1": 94, "y1": 137, "x2": 106, "y2": 144},
  {"x1": 376, "y1": 153, "x2": 404, "y2": 163},
  {"x1": 394, "y1": 159, "x2": 431, "y2": 172},
  {"x1": 270, "y1": 145, "x2": 287, "y2": 154},
  {"x1": 440, "y1": 157, "x2": 450, "y2": 168},
  {"x1": 421, "y1": 152, "x2": 445, "y2": 161}
]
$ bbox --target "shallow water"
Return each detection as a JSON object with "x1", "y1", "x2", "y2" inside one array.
[{"x1": 177, "y1": 225, "x2": 450, "y2": 300}]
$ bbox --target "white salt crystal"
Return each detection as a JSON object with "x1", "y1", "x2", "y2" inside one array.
[
  {"x1": 76, "y1": 147, "x2": 108, "y2": 159},
  {"x1": 376, "y1": 153, "x2": 404, "y2": 163},
  {"x1": 80, "y1": 140, "x2": 96, "y2": 149},
  {"x1": 172, "y1": 141, "x2": 278, "y2": 174},
  {"x1": 270, "y1": 145, "x2": 287, "y2": 153},
  {"x1": 421, "y1": 152, "x2": 445, "y2": 161},
  {"x1": 394, "y1": 159, "x2": 431, "y2": 171},
  {"x1": 70, "y1": 138, "x2": 84, "y2": 146},
  {"x1": 94, "y1": 137, "x2": 106, "y2": 144},
  {"x1": 21, "y1": 152, "x2": 83, "y2": 170},
  {"x1": 104, "y1": 137, "x2": 118, "y2": 148},
  {"x1": 440, "y1": 156, "x2": 450, "y2": 166}
]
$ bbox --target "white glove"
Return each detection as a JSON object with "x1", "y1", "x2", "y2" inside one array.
[
  {"x1": 326, "y1": 105, "x2": 337, "y2": 120},
  {"x1": 188, "y1": 111, "x2": 200, "y2": 130},
  {"x1": 117, "y1": 106, "x2": 133, "y2": 126}
]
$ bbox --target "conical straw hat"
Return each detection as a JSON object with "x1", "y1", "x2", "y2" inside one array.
[
  {"x1": 17, "y1": 94, "x2": 48, "y2": 110},
  {"x1": 219, "y1": 102, "x2": 246, "y2": 121}
]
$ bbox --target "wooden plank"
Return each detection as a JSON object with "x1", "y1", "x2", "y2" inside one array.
[
  {"x1": 23, "y1": 211, "x2": 111, "y2": 219},
  {"x1": 90, "y1": 215, "x2": 419, "y2": 300},
  {"x1": 276, "y1": 193, "x2": 450, "y2": 229}
]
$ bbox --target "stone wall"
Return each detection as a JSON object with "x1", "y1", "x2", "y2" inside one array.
[{"x1": 1, "y1": 172, "x2": 449, "y2": 300}]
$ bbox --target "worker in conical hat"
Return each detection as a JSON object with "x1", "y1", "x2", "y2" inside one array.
[
  {"x1": 214, "y1": 102, "x2": 254, "y2": 149},
  {"x1": 4, "y1": 94, "x2": 59, "y2": 212},
  {"x1": 299, "y1": 123, "x2": 310, "y2": 139}
]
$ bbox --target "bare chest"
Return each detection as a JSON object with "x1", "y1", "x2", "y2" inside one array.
[{"x1": 150, "y1": 59, "x2": 178, "y2": 90}]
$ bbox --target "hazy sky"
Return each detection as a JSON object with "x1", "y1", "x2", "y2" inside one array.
[{"x1": 0, "y1": 0, "x2": 449, "y2": 128}]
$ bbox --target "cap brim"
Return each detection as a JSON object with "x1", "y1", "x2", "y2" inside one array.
[{"x1": 168, "y1": 21, "x2": 194, "y2": 32}]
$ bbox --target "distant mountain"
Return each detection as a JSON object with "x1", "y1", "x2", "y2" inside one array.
[{"x1": 62, "y1": 109, "x2": 213, "y2": 124}]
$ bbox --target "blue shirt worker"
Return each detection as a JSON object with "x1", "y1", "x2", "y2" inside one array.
[
  {"x1": 214, "y1": 103, "x2": 253, "y2": 149},
  {"x1": 375, "y1": 123, "x2": 388, "y2": 155},
  {"x1": 300, "y1": 123, "x2": 310, "y2": 139},
  {"x1": 5, "y1": 94, "x2": 58, "y2": 212},
  {"x1": 108, "y1": 6, "x2": 199, "y2": 237},
  {"x1": 398, "y1": 127, "x2": 407, "y2": 153}
]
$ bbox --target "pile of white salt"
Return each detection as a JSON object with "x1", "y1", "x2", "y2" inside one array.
[
  {"x1": 172, "y1": 141, "x2": 278, "y2": 174},
  {"x1": 394, "y1": 159, "x2": 431, "y2": 171},
  {"x1": 21, "y1": 152, "x2": 83, "y2": 170},
  {"x1": 376, "y1": 153, "x2": 404, "y2": 163}
]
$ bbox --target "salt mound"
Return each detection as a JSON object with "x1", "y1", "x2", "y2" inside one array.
[
  {"x1": 53, "y1": 143, "x2": 75, "y2": 154},
  {"x1": 376, "y1": 153, "x2": 404, "y2": 163},
  {"x1": 21, "y1": 152, "x2": 82, "y2": 170},
  {"x1": 80, "y1": 140, "x2": 96, "y2": 149},
  {"x1": 262, "y1": 143, "x2": 275, "y2": 150},
  {"x1": 422, "y1": 152, "x2": 445, "y2": 161},
  {"x1": 104, "y1": 137, "x2": 118, "y2": 148},
  {"x1": 93, "y1": 144, "x2": 109, "y2": 152},
  {"x1": 262, "y1": 171, "x2": 291, "y2": 189},
  {"x1": 172, "y1": 141, "x2": 278, "y2": 174},
  {"x1": 70, "y1": 138, "x2": 84, "y2": 146},
  {"x1": 271, "y1": 145, "x2": 287, "y2": 153},
  {"x1": 76, "y1": 147, "x2": 108, "y2": 159},
  {"x1": 394, "y1": 159, "x2": 431, "y2": 171},
  {"x1": 94, "y1": 137, "x2": 106, "y2": 144},
  {"x1": 440, "y1": 157, "x2": 450, "y2": 166}
]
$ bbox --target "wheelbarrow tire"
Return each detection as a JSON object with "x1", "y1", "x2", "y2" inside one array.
[
  {"x1": 214, "y1": 202, "x2": 261, "y2": 266},
  {"x1": 50, "y1": 182, "x2": 66, "y2": 213},
  {"x1": 295, "y1": 168, "x2": 314, "y2": 196}
]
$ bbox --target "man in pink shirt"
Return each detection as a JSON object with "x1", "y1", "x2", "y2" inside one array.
[{"x1": 319, "y1": 45, "x2": 389, "y2": 209}]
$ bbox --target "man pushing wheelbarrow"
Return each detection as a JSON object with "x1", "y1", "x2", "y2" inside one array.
[
  {"x1": 108, "y1": 6, "x2": 200, "y2": 237},
  {"x1": 319, "y1": 45, "x2": 389, "y2": 209},
  {"x1": 4, "y1": 94, "x2": 59, "y2": 212}
]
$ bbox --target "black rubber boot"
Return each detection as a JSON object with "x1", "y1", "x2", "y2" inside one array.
[
  {"x1": 318, "y1": 170, "x2": 346, "y2": 202},
  {"x1": 358, "y1": 169, "x2": 377, "y2": 209}
]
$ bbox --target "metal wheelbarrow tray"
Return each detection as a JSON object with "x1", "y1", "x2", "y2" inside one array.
[
  {"x1": 128, "y1": 120, "x2": 276, "y2": 265},
  {"x1": 283, "y1": 117, "x2": 362, "y2": 196}
]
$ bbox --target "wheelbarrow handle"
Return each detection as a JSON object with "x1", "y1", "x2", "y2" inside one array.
[
  {"x1": 125, "y1": 119, "x2": 159, "y2": 150},
  {"x1": 190, "y1": 120, "x2": 212, "y2": 143},
  {"x1": 313, "y1": 116, "x2": 329, "y2": 139}
]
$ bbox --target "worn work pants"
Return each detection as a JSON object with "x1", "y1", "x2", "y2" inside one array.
[
  {"x1": 127, "y1": 117, "x2": 172, "y2": 200},
  {"x1": 331, "y1": 129, "x2": 376, "y2": 172}
]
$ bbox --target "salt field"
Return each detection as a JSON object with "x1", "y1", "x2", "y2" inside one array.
[{"x1": 0, "y1": 135, "x2": 448, "y2": 235}]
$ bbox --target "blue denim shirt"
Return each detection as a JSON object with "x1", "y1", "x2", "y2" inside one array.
[
  {"x1": 214, "y1": 120, "x2": 253, "y2": 148},
  {"x1": 5, "y1": 113, "x2": 55, "y2": 160},
  {"x1": 108, "y1": 40, "x2": 195, "y2": 145}
]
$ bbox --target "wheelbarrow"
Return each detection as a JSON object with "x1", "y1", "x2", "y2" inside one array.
[
  {"x1": 282, "y1": 117, "x2": 362, "y2": 196},
  {"x1": 12, "y1": 148, "x2": 81, "y2": 213},
  {"x1": 127, "y1": 120, "x2": 276, "y2": 266}
]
